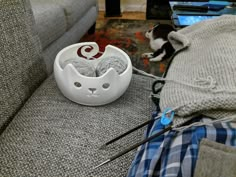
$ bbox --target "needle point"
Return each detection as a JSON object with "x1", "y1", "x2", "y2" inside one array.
[{"x1": 93, "y1": 159, "x2": 111, "y2": 170}]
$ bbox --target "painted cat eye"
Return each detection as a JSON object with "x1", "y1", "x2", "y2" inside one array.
[
  {"x1": 74, "y1": 82, "x2": 82, "y2": 88},
  {"x1": 102, "y1": 83, "x2": 110, "y2": 89}
]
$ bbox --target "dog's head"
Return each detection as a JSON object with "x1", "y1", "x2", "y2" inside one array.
[{"x1": 145, "y1": 23, "x2": 175, "y2": 41}]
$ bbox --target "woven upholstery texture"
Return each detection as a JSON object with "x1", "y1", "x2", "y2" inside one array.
[
  {"x1": 160, "y1": 15, "x2": 236, "y2": 119},
  {"x1": 0, "y1": 74, "x2": 154, "y2": 177},
  {"x1": 42, "y1": 6, "x2": 98, "y2": 74},
  {"x1": 0, "y1": 0, "x2": 47, "y2": 130},
  {"x1": 31, "y1": 2, "x2": 67, "y2": 49},
  {"x1": 30, "y1": 0, "x2": 98, "y2": 29},
  {"x1": 194, "y1": 139, "x2": 236, "y2": 177}
]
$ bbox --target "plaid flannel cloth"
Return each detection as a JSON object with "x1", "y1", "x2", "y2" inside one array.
[{"x1": 127, "y1": 115, "x2": 236, "y2": 177}]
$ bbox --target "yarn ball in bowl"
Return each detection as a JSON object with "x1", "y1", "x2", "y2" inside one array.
[
  {"x1": 96, "y1": 56, "x2": 127, "y2": 77},
  {"x1": 62, "y1": 58, "x2": 96, "y2": 77}
]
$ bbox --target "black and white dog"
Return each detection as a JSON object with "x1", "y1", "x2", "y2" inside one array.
[{"x1": 142, "y1": 23, "x2": 175, "y2": 62}]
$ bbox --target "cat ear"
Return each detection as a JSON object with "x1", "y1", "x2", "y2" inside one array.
[
  {"x1": 153, "y1": 23, "x2": 160, "y2": 28},
  {"x1": 63, "y1": 63, "x2": 85, "y2": 79},
  {"x1": 62, "y1": 58, "x2": 96, "y2": 77},
  {"x1": 99, "y1": 68, "x2": 119, "y2": 79}
]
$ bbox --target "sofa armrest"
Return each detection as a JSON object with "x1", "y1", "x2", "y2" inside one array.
[{"x1": 194, "y1": 138, "x2": 236, "y2": 177}]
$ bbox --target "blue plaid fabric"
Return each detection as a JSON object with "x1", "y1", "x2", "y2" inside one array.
[{"x1": 127, "y1": 115, "x2": 236, "y2": 177}]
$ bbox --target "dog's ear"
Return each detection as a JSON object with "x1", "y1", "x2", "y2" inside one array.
[
  {"x1": 147, "y1": 23, "x2": 160, "y2": 33},
  {"x1": 153, "y1": 24, "x2": 175, "y2": 40},
  {"x1": 158, "y1": 24, "x2": 175, "y2": 32},
  {"x1": 153, "y1": 23, "x2": 160, "y2": 28}
]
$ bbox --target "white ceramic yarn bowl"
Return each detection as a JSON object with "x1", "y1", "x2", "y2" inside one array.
[{"x1": 54, "y1": 42, "x2": 132, "y2": 106}]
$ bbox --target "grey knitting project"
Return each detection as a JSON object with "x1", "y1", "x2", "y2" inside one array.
[{"x1": 160, "y1": 15, "x2": 236, "y2": 119}]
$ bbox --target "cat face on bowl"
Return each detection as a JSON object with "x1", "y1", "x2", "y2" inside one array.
[
  {"x1": 64, "y1": 65, "x2": 121, "y2": 105},
  {"x1": 54, "y1": 43, "x2": 132, "y2": 106}
]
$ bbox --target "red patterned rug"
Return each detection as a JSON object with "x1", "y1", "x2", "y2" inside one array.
[{"x1": 80, "y1": 19, "x2": 169, "y2": 76}]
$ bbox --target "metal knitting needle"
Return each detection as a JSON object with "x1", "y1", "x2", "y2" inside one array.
[
  {"x1": 94, "y1": 125, "x2": 172, "y2": 169},
  {"x1": 94, "y1": 117, "x2": 194, "y2": 169},
  {"x1": 100, "y1": 118, "x2": 156, "y2": 149},
  {"x1": 100, "y1": 107, "x2": 178, "y2": 148}
]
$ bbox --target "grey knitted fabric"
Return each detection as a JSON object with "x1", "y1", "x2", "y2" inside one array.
[
  {"x1": 0, "y1": 74, "x2": 154, "y2": 177},
  {"x1": 160, "y1": 15, "x2": 236, "y2": 119},
  {"x1": 0, "y1": 0, "x2": 47, "y2": 130}
]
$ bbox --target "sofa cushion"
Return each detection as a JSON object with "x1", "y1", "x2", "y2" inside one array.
[
  {"x1": 30, "y1": 0, "x2": 98, "y2": 29},
  {"x1": 53, "y1": 0, "x2": 98, "y2": 29},
  {"x1": 0, "y1": 74, "x2": 154, "y2": 177},
  {"x1": 42, "y1": 5, "x2": 98, "y2": 74},
  {"x1": 31, "y1": 2, "x2": 67, "y2": 49},
  {"x1": 0, "y1": 0, "x2": 47, "y2": 131}
]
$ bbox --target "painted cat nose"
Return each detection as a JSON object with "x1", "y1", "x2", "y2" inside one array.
[{"x1": 89, "y1": 88, "x2": 96, "y2": 93}]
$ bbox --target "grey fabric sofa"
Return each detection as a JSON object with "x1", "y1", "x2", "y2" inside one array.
[
  {"x1": 30, "y1": 0, "x2": 98, "y2": 74},
  {"x1": 0, "y1": 0, "x2": 154, "y2": 176}
]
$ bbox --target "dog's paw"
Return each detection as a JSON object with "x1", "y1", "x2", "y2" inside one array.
[
  {"x1": 142, "y1": 53, "x2": 153, "y2": 58},
  {"x1": 149, "y1": 56, "x2": 163, "y2": 62}
]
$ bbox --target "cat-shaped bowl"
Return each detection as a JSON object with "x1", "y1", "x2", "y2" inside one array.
[{"x1": 54, "y1": 42, "x2": 132, "y2": 106}]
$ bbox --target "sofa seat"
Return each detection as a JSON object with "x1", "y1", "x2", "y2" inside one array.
[
  {"x1": 31, "y1": 2, "x2": 67, "y2": 49},
  {"x1": 0, "y1": 74, "x2": 154, "y2": 177}
]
